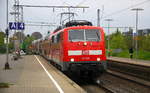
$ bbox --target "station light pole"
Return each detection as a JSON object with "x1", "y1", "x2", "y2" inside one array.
[
  {"x1": 10, "y1": 11, "x2": 20, "y2": 52},
  {"x1": 5, "y1": 0, "x2": 10, "y2": 69},
  {"x1": 131, "y1": 8, "x2": 144, "y2": 58},
  {"x1": 105, "y1": 19, "x2": 113, "y2": 57},
  {"x1": 97, "y1": 9, "x2": 100, "y2": 27}
]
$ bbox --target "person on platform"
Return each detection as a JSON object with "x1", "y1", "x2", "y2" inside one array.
[{"x1": 129, "y1": 48, "x2": 134, "y2": 59}]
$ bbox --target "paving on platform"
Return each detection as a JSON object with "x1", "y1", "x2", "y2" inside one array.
[
  {"x1": 0, "y1": 54, "x2": 85, "y2": 93},
  {"x1": 107, "y1": 57, "x2": 150, "y2": 67}
]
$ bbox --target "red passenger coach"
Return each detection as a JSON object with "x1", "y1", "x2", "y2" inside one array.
[{"x1": 47, "y1": 20, "x2": 107, "y2": 74}]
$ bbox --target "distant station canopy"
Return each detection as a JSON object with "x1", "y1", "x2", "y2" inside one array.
[{"x1": 65, "y1": 20, "x2": 92, "y2": 27}]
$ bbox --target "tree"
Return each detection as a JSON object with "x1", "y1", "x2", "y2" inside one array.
[
  {"x1": 13, "y1": 32, "x2": 25, "y2": 41},
  {"x1": 0, "y1": 31, "x2": 6, "y2": 53},
  {"x1": 110, "y1": 29, "x2": 127, "y2": 49},
  {"x1": 21, "y1": 34, "x2": 35, "y2": 52},
  {"x1": 0, "y1": 32, "x2": 5, "y2": 46},
  {"x1": 124, "y1": 28, "x2": 134, "y2": 49},
  {"x1": 139, "y1": 35, "x2": 150, "y2": 51},
  {"x1": 143, "y1": 35, "x2": 150, "y2": 51},
  {"x1": 31, "y1": 32, "x2": 42, "y2": 40}
]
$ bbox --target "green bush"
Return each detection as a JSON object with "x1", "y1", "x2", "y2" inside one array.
[
  {"x1": 0, "y1": 45, "x2": 6, "y2": 53},
  {"x1": 111, "y1": 49, "x2": 150, "y2": 60}
]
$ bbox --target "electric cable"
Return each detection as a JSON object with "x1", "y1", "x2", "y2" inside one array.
[{"x1": 103, "y1": 0, "x2": 150, "y2": 19}]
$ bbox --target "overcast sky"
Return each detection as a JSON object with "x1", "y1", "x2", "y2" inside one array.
[{"x1": 0, "y1": 0, "x2": 150, "y2": 36}]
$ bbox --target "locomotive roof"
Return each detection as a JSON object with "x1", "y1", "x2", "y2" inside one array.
[
  {"x1": 53, "y1": 20, "x2": 93, "y2": 33},
  {"x1": 65, "y1": 20, "x2": 92, "y2": 27}
]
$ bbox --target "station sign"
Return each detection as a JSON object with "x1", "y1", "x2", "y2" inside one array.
[{"x1": 9, "y1": 22, "x2": 25, "y2": 30}]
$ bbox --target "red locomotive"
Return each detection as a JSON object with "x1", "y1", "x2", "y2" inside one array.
[{"x1": 32, "y1": 20, "x2": 107, "y2": 75}]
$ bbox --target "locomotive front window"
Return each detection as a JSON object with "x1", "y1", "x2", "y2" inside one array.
[
  {"x1": 69, "y1": 29, "x2": 100, "y2": 42},
  {"x1": 85, "y1": 29, "x2": 100, "y2": 41},
  {"x1": 69, "y1": 29, "x2": 84, "y2": 42}
]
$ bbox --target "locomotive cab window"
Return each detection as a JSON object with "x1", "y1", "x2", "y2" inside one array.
[
  {"x1": 85, "y1": 29, "x2": 100, "y2": 41},
  {"x1": 69, "y1": 29, "x2": 84, "y2": 42},
  {"x1": 69, "y1": 29, "x2": 100, "y2": 42}
]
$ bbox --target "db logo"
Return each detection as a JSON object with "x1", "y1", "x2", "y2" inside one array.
[{"x1": 82, "y1": 50, "x2": 89, "y2": 55}]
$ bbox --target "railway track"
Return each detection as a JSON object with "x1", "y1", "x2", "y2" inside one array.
[
  {"x1": 95, "y1": 60, "x2": 150, "y2": 93},
  {"x1": 107, "y1": 60, "x2": 150, "y2": 86},
  {"x1": 65, "y1": 68, "x2": 150, "y2": 93},
  {"x1": 96, "y1": 70, "x2": 150, "y2": 93},
  {"x1": 42, "y1": 55, "x2": 150, "y2": 93},
  {"x1": 107, "y1": 59, "x2": 150, "y2": 81},
  {"x1": 107, "y1": 69, "x2": 150, "y2": 87}
]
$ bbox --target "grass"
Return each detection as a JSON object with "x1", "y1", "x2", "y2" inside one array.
[
  {"x1": 0, "y1": 83, "x2": 10, "y2": 88},
  {"x1": 110, "y1": 50, "x2": 150, "y2": 60},
  {"x1": 136, "y1": 51, "x2": 150, "y2": 60}
]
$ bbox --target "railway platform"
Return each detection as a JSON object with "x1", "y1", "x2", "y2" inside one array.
[
  {"x1": 0, "y1": 54, "x2": 85, "y2": 93},
  {"x1": 107, "y1": 57, "x2": 150, "y2": 67}
]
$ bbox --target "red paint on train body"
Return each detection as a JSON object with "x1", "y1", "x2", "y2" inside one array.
[
  {"x1": 47, "y1": 26, "x2": 106, "y2": 71},
  {"x1": 32, "y1": 24, "x2": 107, "y2": 72}
]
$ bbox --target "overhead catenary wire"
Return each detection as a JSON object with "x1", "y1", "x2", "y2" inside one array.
[
  {"x1": 14, "y1": 5, "x2": 89, "y2": 9},
  {"x1": 25, "y1": 21, "x2": 56, "y2": 24},
  {"x1": 76, "y1": 0, "x2": 88, "y2": 6},
  {"x1": 25, "y1": 24, "x2": 58, "y2": 27},
  {"x1": 103, "y1": 0, "x2": 150, "y2": 19},
  {"x1": 58, "y1": 0, "x2": 70, "y2": 6}
]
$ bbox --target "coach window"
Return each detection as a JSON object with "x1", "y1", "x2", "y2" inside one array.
[
  {"x1": 60, "y1": 32, "x2": 63, "y2": 41},
  {"x1": 57, "y1": 33, "x2": 61, "y2": 42},
  {"x1": 52, "y1": 36, "x2": 55, "y2": 43},
  {"x1": 54, "y1": 36, "x2": 57, "y2": 43}
]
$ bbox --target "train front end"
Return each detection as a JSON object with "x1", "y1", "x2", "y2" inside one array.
[{"x1": 62, "y1": 26, "x2": 106, "y2": 74}]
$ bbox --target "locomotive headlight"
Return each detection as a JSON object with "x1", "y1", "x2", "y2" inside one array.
[
  {"x1": 70, "y1": 58, "x2": 74, "y2": 62},
  {"x1": 97, "y1": 58, "x2": 101, "y2": 61},
  {"x1": 84, "y1": 42, "x2": 87, "y2": 46}
]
